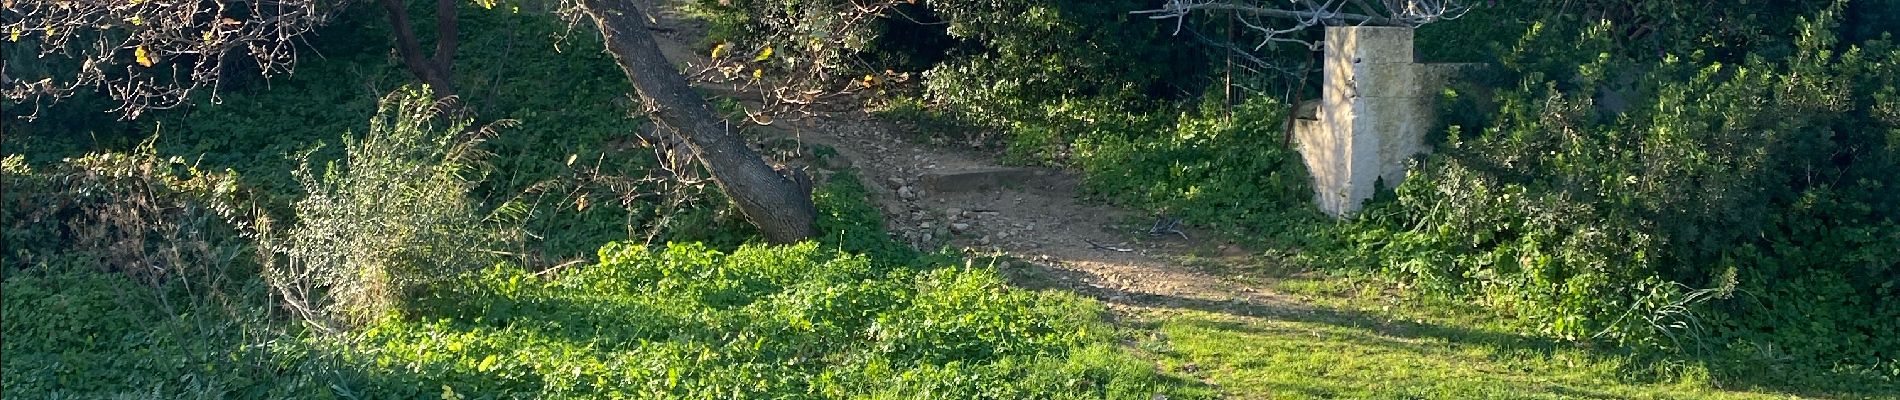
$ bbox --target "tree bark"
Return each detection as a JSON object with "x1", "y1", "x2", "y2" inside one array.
[
  {"x1": 379, "y1": 0, "x2": 458, "y2": 97},
  {"x1": 431, "y1": 0, "x2": 458, "y2": 79},
  {"x1": 577, "y1": 0, "x2": 818, "y2": 244}
]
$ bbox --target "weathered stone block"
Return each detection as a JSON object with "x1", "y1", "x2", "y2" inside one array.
[
  {"x1": 1296, "y1": 26, "x2": 1464, "y2": 218},
  {"x1": 1355, "y1": 63, "x2": 1426, "y2": 98},
  {"x1": 1326, "y1": 26, "x2": 1414, "y2": 64}
]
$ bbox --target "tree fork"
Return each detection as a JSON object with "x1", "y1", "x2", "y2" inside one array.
[
  {"x1": 577, "y1": 0, "x2": 818, "y2": 243},
  {"x1": 380, "y1": 0, "x2": 459, "y2": 98}
]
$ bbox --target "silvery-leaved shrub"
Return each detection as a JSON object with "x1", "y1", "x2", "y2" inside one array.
[{"x1": 259, "y1": 87, "x2": 518, "y2": 331}]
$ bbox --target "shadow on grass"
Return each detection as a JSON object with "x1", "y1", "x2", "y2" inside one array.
[
  {"x1": 1000, "y1": 260, "x2": 1900, "y2": 399},
  {"x1": 1161, "y1": 316, "x2": 1633, "y2": 399},
  {"x1": 303, "y1": 344, "x2": 540, "y2": 399}
]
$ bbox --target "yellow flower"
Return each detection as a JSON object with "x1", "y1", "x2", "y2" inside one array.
[
  {"x1": 135, "y1": 46, "x2": 155, "y2": 67},
  {"x1": 753, "y1": 46, "x2": 773, "y2": 62}
]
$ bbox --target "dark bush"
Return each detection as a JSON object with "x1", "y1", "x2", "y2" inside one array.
[{"x1": 1339, "y1": 4, "x2": 1900, "y2": 379}]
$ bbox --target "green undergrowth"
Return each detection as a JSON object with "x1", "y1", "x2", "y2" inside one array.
[
  {"x1": 3, "y1": 141, "x2": 1206, "y2": 398},
  {"x1": 1129, "y1": 271, "x2": 1900, "y2": 399},
  {"x1": 1, "y1": 241, "x2": 1210, "y2": 398},
  {"x1": 346, "y1": 241, "x2": 1206, "y2": 398},
  {"x1": 812, "y1": 169, "x2": 926, "y2": 265},
  {"x1": 1, "y1": 261, "x2": 337, "y2": 398},
  {"x1": 1, "y1": 2, "x2": 1209, "y2": 391},
  {"x1": 1071, "y1": 95, "x2": 1329, "y2": 247},
  {"x1": 1322, "y1": 4, "x2": 1900, "y2": 389}
]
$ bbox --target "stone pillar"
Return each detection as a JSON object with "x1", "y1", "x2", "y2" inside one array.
[{"x1": 1295, "y1": 26, "x2": 1444, "y2": 217}]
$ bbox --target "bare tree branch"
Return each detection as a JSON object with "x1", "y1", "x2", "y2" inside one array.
[
  {"x1": 1135, "y1": 0, "x2": 1401, "y2": 27},
  {"x1": 4, "y1": 0, "x2": 351, "y2": 119},
  {"x1": 1134, "y1": 0, "x2": 1469, "y2": 51}
]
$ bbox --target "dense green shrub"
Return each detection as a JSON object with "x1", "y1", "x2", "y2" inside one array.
[
  {"x1": 921, "y1": 0, "x2": 1206, "y2": 112},
  {"x1": 1074, "y1": 95, "x2": 1322, "y2": 242},
  {"x1": 697, "y1": 0, "x2": 1210, "y2": 163},
  {"x1": 1338, "y1": 4, "x2": 1900, "y2": 380},
  {"x1": 0, "y1": 144, "x2": 249, "y2": 286},
  {"x1": 921, "y1": 0, "x2": 1209, "y2": 161}
]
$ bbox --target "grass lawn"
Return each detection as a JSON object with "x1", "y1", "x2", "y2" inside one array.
[{"x1": 1121, "y1": 274, "x2": 1895, "y2": 399}]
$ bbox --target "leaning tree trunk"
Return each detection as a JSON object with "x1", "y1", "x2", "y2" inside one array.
[{"x1": 577, "y1": 0, "x2": 818, "y2": 244}]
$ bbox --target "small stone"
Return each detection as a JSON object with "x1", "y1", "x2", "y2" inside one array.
[
  {"x1": 897, "y1": 185, "x2": 918, "y2": 200},
  {"x1": 887, "y1": 177, "x2": 906, "y2": 188},
  {"x1": 950, "y1": 222, "x2": 971, "y2": 233},
  {"x1": 978, "y1": 235, "x2": 992, "y2": 245},
  {"x1": 920, "y1": 221, "x2": 934, "y2": 229},
  {"x1": 945, "y1": 208, "x2": 963, "y2": 218}
]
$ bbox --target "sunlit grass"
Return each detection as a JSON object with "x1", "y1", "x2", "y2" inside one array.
[{"x1": 1125, "y1": 274, "x2": 1826, "y2": 399}]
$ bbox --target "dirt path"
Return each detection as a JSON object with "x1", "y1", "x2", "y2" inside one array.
[
  {"x1": 784, "y1": 115, "x2": 1304, "y2": 311},
  {"x1": 641, "y1": 3, "x2": 1307, "y2": 317}
]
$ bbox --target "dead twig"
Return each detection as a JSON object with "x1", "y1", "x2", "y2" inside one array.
[
  {"x1": 1147, "y1": 216, "x2": 1190, "y2": 240},
  {"x1": 1086, "y1": 239, "x2": 1135, "y2": 252}
]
